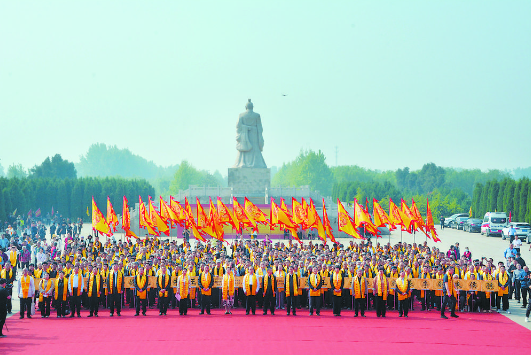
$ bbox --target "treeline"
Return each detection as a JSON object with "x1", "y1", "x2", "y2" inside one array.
[
  {"x1": 471, "y1": 177, "x2": 531, "y2": 222},
  {"x1": 0, "y1": 177, "x2": 154, "y2": 222}
]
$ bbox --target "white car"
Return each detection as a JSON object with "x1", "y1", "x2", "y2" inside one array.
[
  {"x1": 501, "y1": 222, "x2": 531, "y2": 242},
  {"x1": 481, "y1": 212, "x2": 508, "y2": 237}
]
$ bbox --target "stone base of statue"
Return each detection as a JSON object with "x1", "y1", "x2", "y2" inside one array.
[{"x1": 228, "y1": 168, "x2": 270, "y2": 204}]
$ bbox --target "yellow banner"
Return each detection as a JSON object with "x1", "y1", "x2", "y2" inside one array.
[{"x1": 34, "y1": 276, "x2": 498, "y2": 292}]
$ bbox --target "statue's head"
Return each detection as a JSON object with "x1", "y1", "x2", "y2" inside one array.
[{"x1": 245, "y1": 99, "x2": 253, "y2": 111}]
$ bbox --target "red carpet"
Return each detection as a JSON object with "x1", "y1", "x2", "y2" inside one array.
[{"x1": 1, "y1": 307, "x2": 530, "y2": 354}]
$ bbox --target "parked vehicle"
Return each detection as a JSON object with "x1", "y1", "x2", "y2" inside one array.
[
  {"x1": 481, "y1": 212, "x2": 508, "y2": 237},
  {"x1": 444, "y1": 213, "x2": 468, "y2": 228},
  {"x1": 501, "y1": 222, "x2": 531, "y2": 241},
  {"x1": 451, "y1": 217, "x2": 469, "y2": 230},
  {"x1": 464, "y1": 218, "x2": 482, "y2": 233}
]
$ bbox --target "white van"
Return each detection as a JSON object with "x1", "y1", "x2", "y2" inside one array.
[{"x1": 481, "y1": 212, "x2": 508, "y2": 237}]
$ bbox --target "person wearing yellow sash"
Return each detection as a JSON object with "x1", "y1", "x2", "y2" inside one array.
[
  {"x1": 87, "y1": 266, "x2": 102, "y2": 317},
  {"x1": 54, "y1": 270, "x2": 68, "y2": 317},
  {"x1": 38, "y1": 273, "x2": 54, "y2": 318},
  {"x1": 100, "y1": 263, "x2": 110, "y2": 309},
  {"x1": 351, "y1": 269, "x2": 367, "y2": 317},
  {"x1": 8, "y1": 246, "x2": 18, "y2": 277},
  {"x1": 274, "y1": 263, "x2": 286, "y2": 310},
  {"x1": 395, "y1": 270, "x2": 411, "y2": 317},
  {"x1": 441, "y1": 267, "x2": 459, "y2": 319},
  {"x1": 373, "y1": 267, "x2": 388, "y2": 317},
  {"x1": 243, "y1": 268, "x2": 260, "y2": 315},
  {"x1": 134, "y1": 266, "x2": 149, "y2": 316},
  {"x1": 0, "y1": 262, "x2": 15, "y2": 313},
  {"x1": 106, "y1": 264, "x2": 124, "y2": 317},
  {"x1": 157, "y1": 265, "x2": 171, "y2": 316},
  {"x1": 68, "y1": 265, "x2": 85, "y2": 318},
  {"x1": 330, "y1": 265, "x2": 344, "y2": 316},
  {"x1": 17, "y1": 268, "x2": 35, "y2": 319},
  {"x1": 307, "y1": 266, "x2": 322, "y2": 316},
  {"x1": 221, "y1": 264, "x2": 235, "y2": 315},
  {"x1": 199, "y1": 265, "x2": 213, "y2": 315},
  {"x1": 262, "y1": 266, "x2": 277, "y2": 315},
  {"x1": 496, "y1": 265, "x2": 510, "y2": 313},
  {"x1": 284, "y1": 265, "x2": 299, "y2": 316},
  {"x1": 177, "y1": 267, "x2": 191, "y2": 316}
]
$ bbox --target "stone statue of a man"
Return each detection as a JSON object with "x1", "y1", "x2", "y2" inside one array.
[{"x1": 233, "y1": 99, "x2": 267, "y2": 168}]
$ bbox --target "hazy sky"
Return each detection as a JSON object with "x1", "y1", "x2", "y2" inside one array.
[{"x1": 1, "y1": 1, "x2": 530, "y2": 175}]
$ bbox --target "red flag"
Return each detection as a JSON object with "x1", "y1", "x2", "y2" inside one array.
[
  {"x1": 149, "y1": 197, "x2": 169, "y2": 236},
  {"x1": 322, "y1": 199, "x2": 336, "y2": 243},
  {"x1": 337, "y1": 199, "x2": 363, "y2": 239},
  {"x1": 139, "y1": 196, "x2": 158, "y2": 236},
  {"x1": 425, "y1": 198, "x2": 440, "y2": 242},
  {"x1": 122, "y1": 196, "x2": 138, "y2": 239},
  {"x1": 244, "y1": 198, "x2": 269, "y2": 226},
  {"x1": 196, "y1": 198, "x2": 217, "y2": 239},
  {"x1": 92, "y1": 197, "x2": 111, "y2": 236},
  {"x1": 373, "y1": 199, "x2": 392, "y2": 228},
  {"x1": 106, "y1": 197, "x2": 119, "y2": 232},
  {"x1": 233, "y1": 197, "x2": 257, "y2": 232},
  {"x1": 217, "y1": 197, "x2": 237, "y2": 231},
  {"x1": 209, "y1": 198, "x2": 225, "y2": 242}
]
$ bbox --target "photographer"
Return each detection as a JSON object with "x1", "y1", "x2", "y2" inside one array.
[{"x1": 0, "y1": 278, "x2": 11, "y2": 337}]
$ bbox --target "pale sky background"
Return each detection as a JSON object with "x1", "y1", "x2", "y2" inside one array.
[{"x1": 1, "y1": 1, "x2": 530, "y2": 175}]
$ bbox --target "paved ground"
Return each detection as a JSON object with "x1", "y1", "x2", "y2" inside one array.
[{"x1": 6, "y1": 223, "x2": 529, "y2": 329}]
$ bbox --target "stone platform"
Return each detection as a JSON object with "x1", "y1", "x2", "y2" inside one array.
[{"x1": 228, "y1": 167, "x2": 270, "y2": 199}]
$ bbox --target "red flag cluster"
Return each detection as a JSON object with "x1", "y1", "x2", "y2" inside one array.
[
  {"x1": 90, "y1": 196, "x2": 440, "y2": 244},
  {"x1": 337, "y1": 198, "x2": 440, "y2": 242}
]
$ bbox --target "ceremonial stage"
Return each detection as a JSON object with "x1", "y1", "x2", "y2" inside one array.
[{"x1": 2, "y1": 308, "x2": 530, "y2": 355}]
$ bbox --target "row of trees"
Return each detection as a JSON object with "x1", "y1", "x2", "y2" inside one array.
[
  {"x1": 0, "y1": 177, "x2": 154, "y2": 222},
  {"x1": 471, "y1": 177, "x2": 531, "y2": 222}
]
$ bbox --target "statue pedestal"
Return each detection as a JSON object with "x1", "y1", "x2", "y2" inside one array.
[{"x1": 228, "y1": 168, "x2": 270, "y2": 204}]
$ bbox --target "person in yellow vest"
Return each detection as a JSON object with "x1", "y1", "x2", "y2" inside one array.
[
  {"x1": 54, "y1": 270, "x2": 68, "y2": 317},
  {"x1": 441, "y1": 267, "x2": 459, "y2": 319},
  {"x1": 307, "y1": 266, "x2": 323, "y2": 316},
  {"x1": 68, "y1": 265, "x2": 85, "y2": 318},
  {"x1": 395, "y1": 270, "x2": 411, "y2": 317},
  {"x1": 221, "y1": 264, "x2": 235, "y2": 315},
  {"x1": 106, "y1": 264, "x2": 124, "y2": 317},
  {"x1": 373, "y1": 267, "x2": 389, "y2": 317},
  {"x1": 87, "y1": 266, "x2": 102, "y2": 317},
  {"x1": 496, "y1": 265, "x2": 510, "y2": 313},
  {"x1": 330, "y1": 264, "x2": 344, "y2": 316},
  {"x1": 242, "y1": 268, "x2": 260, "y2": 315},
  {"x1": 177, "y1": 267, "x2": 191, "y2": 315},
  {"x1": 8, "y1": 246, "x2": 18, "y2": 277},
  {"x1": 38, "y1": 273, "x2": 54, "y2": 318},
  {"x1": 199, "y1": 265, "x2": 213, "y2": 315},
  {"x1": 0, "y1": 262, "x2": 15, "y2": 313},
  {"x1": 0, "y1": 277, "x2": 12, "y2": 337},
  {"x1": 262, "y1": 266, "x2": 277, "y2": 315},
  {"x1": 134, "y1": 266, "x2": 149, "y2": 316},
  {"x1": 351, "y1": 269, "x2": 367, "y2": 317},
  {"x1": 157, "y1": 265, "x2": 171, "y2": 316},
  {"x1": 284, "y1": 265, "x2": 299, "y2": 316},
  {"x1": 17, "y1": 268, "x2": 35, "y2": 319}
]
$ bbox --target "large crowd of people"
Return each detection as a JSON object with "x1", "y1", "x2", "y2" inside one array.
[{"x1": 0, "y1": 215, "x2": 528, "y2": 338}]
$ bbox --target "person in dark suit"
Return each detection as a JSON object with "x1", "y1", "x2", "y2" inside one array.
[
  {"x1": 284, "y1": 265, "x2": 299, "y2": 316},
  {"x1": 87, "y1": 266, "x2": 102, "y2": 317},
  {"x1": 262, "y1": 266, "x2": 276, "y2": 315},
  {"x1": 106, "y1": 264, "x2": 125, "y2": 317},
  {"x1": 134, "y1": 267, "x2": 149, "y2": 316},
  {"x1": 330, "y1": 265, "x2": 344, "y2": 316},
  {"x1": 157, "y1": 266, "x2": 171, "y2": 316},
  {"x1": 199, "y1": 265, "x2": 214, "y2": 315},
  {"x1": 0, "y1": 278, "x2": 12, "y2": 337},
  {"x1": 307, "y1": 266, "x2": 323, "y2": 316}
]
